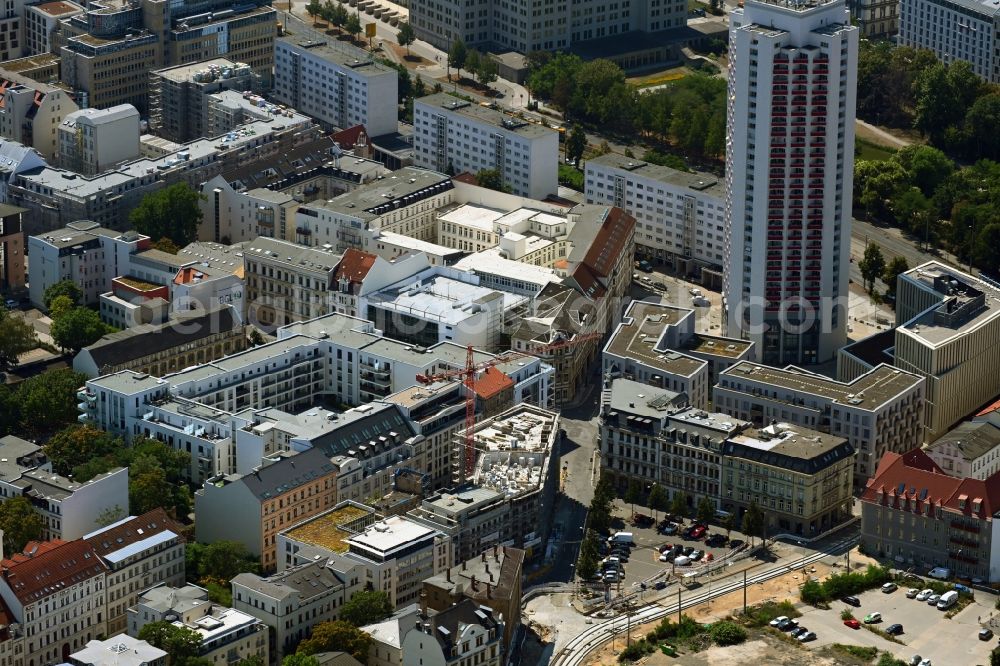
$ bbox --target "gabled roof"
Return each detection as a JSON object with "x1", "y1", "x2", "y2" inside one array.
[
  {"x1": 572, "y1": 205, "x2": 635, "y2": 278},
  {"x1": 332, "y1": 125, "x2": 368, "y2": 149},
  {"x1": 862, "y1": 449, "x2": 1000, "y2": 519},
  {"x1": 1, "y1": 539, "x2": 106, "y2": 604},
  {"x1": 473, "y1": 366, "x2": 514, "y2": 400},
  {"x1": 240, "y1": 447, "x2": 337, "y2": 501},
  {"x1": 83, "y1": 508, "x2": 184, "y2": 559},
  {"x1": 335, "y1": 248, "x2": 377, "y2": 284}
]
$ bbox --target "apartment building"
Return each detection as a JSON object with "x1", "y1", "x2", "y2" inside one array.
[
  {"x1": 925, "y1": 412, "x2": 1000, "y2": 480},
  {"x1": 25, "y1": 1, "x2": 83, "y2": 56},
  {"x1": 74, "y1": 306, "x2": 246, "y2": 378},
  {"x1": 860, "y1": 449, "x2": 1000, "y2": 581},
  {"x1": 294, "y1": 167, "x2": 454, "y2": 251},
  {"x1": 83, "y1": 509, "x2": 186, "y2": 635},
  {"x1": 273, "y1": 36, "x2": 398, "y2": 137},
  {"x1": 408, "y1": 0, "x2": 685, "y2": 55},
  {"x1": 400, "y1": 601, "x2": 502, "y2": 666},
  {"x1": 149, "y1": 59, "x2": 258, "y2": 143},
  {"x1": 9, "y1": 467, "x2": 128, "y2": 541},
  {"x1": 196, "y1": 158, "x2": 389, "y2": 244},
  {"x1": 0, "y1": 539, "x2": 108, "y2": 665},
  {"x1": 585, "y1": 153, "x2": 726, "y2": 277},
  {"x1": 57, "y1": 105, "x2": 141, "y2": 176},
  {"x1": 721, "y1": 422, "x2": 855, "y2": 536},
  {"x1": 1, "y1": 53, "x2": 61, "y2": 83},
  {"x1": 850, "y1": 0, "x2": 898, "y2": 37},
  {"x1": 127, "y1": 584, "x2": 269, "y2": 664},
  {"x1": 599, "y1": 379, "x2": 747, "y2": 505},
  {"x1": 331, "y1": 248, "x2": 377, "y2": 318},
  {"x1": 70, "y1": 635, "x2": 167, "y2": 666},
  {"x1": 713, "y1": 361, "x2": 925, "y2": 487},
  {"x1": 899, "y1": 0, "x2": 1000, "y2": 82},
  {"x1": 363, "y1": 605, "x2": 421, "y2": 666},
  {"x1": 195, "y1": 447, "x2": 338, "y2": 570},
  {"x1": 244, "y1": 237, "x2": 343, "y2": 329},
  {"x1": 0, "y1": 71, "x2": 78, "y2": 162},
  {"x1": 0, "y1": 204, "x2": 26, "y2": 292},
  {"x1": 59, "y1": 0, "x2": 276, "y2": 113},
  {"x1": 27, "y1": 221, "x2": 148, "y2": 309},
  {"x1": 413, "y1": 95, "x2": 558, "y2": 199},
  {"x1": 725, "y1": 0, "x2": 857, "y2": 365},
  {"x1": 232, "y1": 559, "x2": 362, "y2": 663},
  {"x1": 422, "y1": 546, "x2": 525, "y2": 655}
]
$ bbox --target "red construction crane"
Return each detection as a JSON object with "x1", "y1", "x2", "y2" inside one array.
[{"x1": 415, "y1": 332, "x2": 602, "y2": 480}]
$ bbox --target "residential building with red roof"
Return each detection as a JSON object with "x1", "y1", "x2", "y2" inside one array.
[
  {"x1": 860, "y1": 449, "x2": 1000, "y2": 581},
  {"x1": 83, "y1": 508, "x2": 186, "y2": 635},
  {"x1": 332, "y1": 248, "x2": 377, "y2": 318},
  {"x1": 0, "y1": 539, "x2": 107, "y2": 664}
]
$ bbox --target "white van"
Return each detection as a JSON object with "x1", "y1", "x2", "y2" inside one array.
[
  {"x1": 673, "y1": 555, "x2": 691, "y2": 566},
  {"x1": 936, "y1": 590, "x2": 958, "y2": 609},
  {"x1": 608, "y1": 532, "x2": 635, "y2": 545},
  {"x1": 928, "y1": 567, "x2": 951, "y2": 580}
]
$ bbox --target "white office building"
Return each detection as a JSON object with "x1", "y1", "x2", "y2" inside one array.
[
  {"x1": 413, "y1": 94, "x2": 558, "y2": 200},
  {"x1": 58, "y1": 105, "x2": 141, "y2": 176},
  {"x1": 273, "y1": 37, "x2": 399, "y2": 136},
  {"x1": 899, "y1": 0, "x2": 1000, "y2": 82},
  {"x1": 723, "y1": 0, "x2": 858, "y2": 365},
  {"x1": 585, "y1": 153, "x2": 726, "y2": 275}
]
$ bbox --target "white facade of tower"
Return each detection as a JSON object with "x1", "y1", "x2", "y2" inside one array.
[{"x1": 723, "y1": 0, "x2": 857, "y2": 366}]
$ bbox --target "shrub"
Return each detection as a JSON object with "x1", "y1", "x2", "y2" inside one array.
[
  {"x1": 802, "y1": 578, "x2": 827, "y2": 606},
  {"x1": 742, "y1": 600, "x2": 800, "y2": 627},
  {"x1": 840, "y1": 608, "x2": 855, "y2": 620},
  {"x1": 832, "y1": 644, "x2": 878, "y2": 661},
  {"x1": 618, "y1": 639, "x2": 656, "y2": 662},
  {"x1": 709, "y1": 621, "x2": 747, "y2": 646},
  {"x1": 877, "y1": 653, "x2": 908, "y2": 666}
]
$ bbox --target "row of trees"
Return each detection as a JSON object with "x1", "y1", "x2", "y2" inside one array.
[
  {"x1": 447, "y1": 38, "x2": 498, "y2": 87},
  {"x1": 0, "y1": 368, "x2": 85, "y2": 438},
  {"x1": 854, "y1": 144, "x2": 1000, "y2": 276},
  {"x1": 304, "y1": 0, "x2": 363, "y2": 41},
  {"x1": 857, "y1": 244, "x2": 910, "y2": 297},
  {"x1": 522, "y1": 52, "x2": 726, "y2": 158},
  {"x1": 858, "y1": 41, "x2": 1000, "y2": 161}
]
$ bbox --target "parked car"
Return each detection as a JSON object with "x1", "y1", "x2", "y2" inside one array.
[
  {"x1": 841, "y1": 596, "x2": 861, "y2": 607},
  {"x1": 915, "y1": 589, "x2": 933, "y2": 601},
  {"x1": 979, "y1": 628, "x2": 994, "y2": 641},
  {"x1": 705, "y1": 534, "x2": 728, "y2": 547},
  {"x1": 768, "y1": 616, "x2": 789, "y2": 627},
  {"x1": 690, "y1": 550, "x2": 704, "y2": 561},
  {"x1": 653, "y1": 281, "x2": 667, "y2": 290},
  {"x1": 659, "y1": 553, "x2": 671, "y2": 562},
  {"x1": 926, "y1": 594, "x2": 941, "y2": 606},
  {"x1": 937, "y1": 590, "x2": 958, "y2": 609},
  {"x1": 659, "y1": 522, "x2": 678, "y2": 535},
  {"x1": 3, "y1": 298, "x2": 16, "y2": 309},
  {"x1": 654, "y1": 581, "x2": 667, "y2": 590},
  {"x1": 705, "y1": 552, "x2": 714, "y2": 562},
  {"x1": 886, "y1": 624, "x2": 904, "y2": 636},
  {"x1": 863, "y1": 612, "x2": 882, "y2": 624},
  {"x1": 918, "y1": 660, "x2": 932, "y2": 666},
  {"x1": 790, "y1": 626, "x2": 808, "y2": 638},
  {"x1": 673, "y1": 555, "x2": 691, "y2": 566},
  {"x1": 690, "y1": 525, "x2": 707, "y2": 539},
  {"x1": 632, "y1": 514, "x2": 655, "y2": 527},
  {"x1": 797, "y1": 631, "x2": 817, "y2": 642},
  {"x1": 681, "y1": 546, "x2": 694, "y2": 556},
  {"x1": 909, "y1": 657, "x2": 922, "y2": 666},
  {"x1": 882, "y1": 582, "x2": 898, "y2": 593},
  {"x1": 777, "y1": 618, "x2": 798, "y2": 631},
  {"x1": 730, "y1": 539, "x2": 745, "y2": 550},
  {"x1": 906, "y1": 588, "x2": 919, "y2": 598},
  {"x1": 660, "y1": 544, "x2": 673, "y2": 553},
  {"x1": 843, "y1": 619, "x2": 861, "y2": 629}
]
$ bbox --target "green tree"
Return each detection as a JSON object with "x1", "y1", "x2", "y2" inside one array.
[
  {"x1": 138, "y1": 621, "x2": 203, "y2": 663},
  {"x1": 577, "y1": 531, "x2": 600, "y2": 580},
  {"x1": 964, "y1": 93, "x2": 1000, "y2": 161},
  {"x1": 566, "y1": 126, "x2": 586, "y2": 165},
  {"x1": 475, "y1": 168, "x2": 507, "y2": 192},
  {"x1": 709, "y1": 621, "x2": 747, "y2": 646},
  {"x1": 0, "y1": 496, "x2": 44, "y2": 554},
  {"x1": 340, "y1": 590, "x2": 393, "y2": 626},
  {"x1": 0, "y1": 310, "x2": 36, "y2": 371},
  {"x1": 200, "y1": 540, "x2": 259, "y2": 580},
  {"x1": 858, "y1": 243, "x2": 886, "y2": 294},
  {"x1": 892, "y1": 187, "x2": 933, "y2": 242},
  {"x1": 152, "y1": 237, "x2": 180, "y2": 254},
  {"x1": 305, "y1": 0, "x2": 322, "y2": 21},
  {"x1": 670, "y1": 491, "x2": 688, "y2": 519},
  {"x1": 477, "y1": 56, "x2": 498, "y2": 87},
  {"x1": 320, "y1": 0, "x2": 335, "y2": 24},
  {"x1": 624, "y1": 479, "x2": 642, "y2": 517},
  {"x1": 282, "y1": 657, "x2": 319, "y2": 666},
  {"x1": 396, "y1": 21, "x2": 416, "y2": 56},
  {"x1": 16, "y1": 369, "x2": 87, "y2": 436},
  {"x1": 708, "y1": 0, "x2": 723, "y2": 13},
  {"x1": 48, "y1": 294, "x2": 74, "y2": 320},
  {"x1": 721, "y1": 513, "x2": 734, "y2": 539},
  {"x1": 297, "y1": 620, "x2": 373, "y2": 662},
  {"x1": 894, "y1": 145, "x2": 954, "y2": 196},
  {"x1": 882, "y1": 256, "x2": 910, "y2": 297},
  {"x1": 51, "y1": 306, "x2": 111, "y2": 352},
  {"x1": 800, "y1": 578, "x2": 827, "y2": 605},
  {"x1": 331, "y1": 2, "x2": 348, "y2": 28},
  {"x1": 44, "y1": 424, "x2": 121, "y2": 476},
  {"x1": 96, "y1": 505, "x2": 127, "y2": 527},
  {"x1": 696, "y1": 496, "x2": 715, "y2": 525},
  {"x1": 647, "y1": 484, "x2": 669, "y2": 522},
  {"x1": 344, "y1": 13, "x2": 362, "y2": 40},
  {"x1": 974, "y1": 223, "x2": 1000, "y2": 277},
  {"x1": 991, "y1": 646, "x2": 1000, "y2": 666},
  {"x1": 465, "y1": 50, "x2": 481, "y2": 82},
  {"x1": 129, "y1": 459, "x2": 174, "y2": 515},
  {"x1": 42, "y1": 280, "x2": 83, "y2": 311},
  {"x1": 236, "y1": 657, "x2": 265, "y2": 666},
  {"x1": 129, "y1": 183, "x2": 203, "y2": 247},
  {"x1": 448, "y1": 38, "x2": 467, "y2": 79},
  {"x1": 742, "y1": 502, "x2": 765, "y2": 546}
]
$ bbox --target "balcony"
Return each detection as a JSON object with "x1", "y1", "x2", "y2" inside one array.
[{"x1": 951, "y1": 520, "x2": 981, "y2": 534}]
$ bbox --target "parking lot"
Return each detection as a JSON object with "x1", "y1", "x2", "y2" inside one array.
[
  {"x1": 797, "y1": 585, "x2": 996, "y2": 665},
  {"x1": 598, "y1": 507, "x2": 751, "y2": 596}
]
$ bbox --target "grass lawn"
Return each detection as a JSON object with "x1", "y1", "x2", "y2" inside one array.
[
  {"x1": 558, "y1": 164, "x2": 583, "y2": 191},
  {"x1": 856, "y1": 138, "x2": 897, "y2": 162}
]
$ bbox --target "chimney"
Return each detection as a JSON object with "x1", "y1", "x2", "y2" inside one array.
[
  {"x1": 481, "y1": 551, "x2": 486, "y2": 562},
  {"x1": 419, "y1": 590, "x2": 427, "y2": 615},
  {"x1": 462, "y1": 559, "x2": 467, "y2": 571},
  {"x1": 446, "y1": 567, "x2": 452, "y2": 583},
  {"x1": 485, "y1": 561, "x2": 490, "y2": 575},
  {"x1": 471, "y1": 574, "x2": 478, "y2": 591},
  {"x1": 493, "y1": 544, "x2": 499, "y2": 561},
  {"x1": 486, "y1": 582, "x2": 492, "y2": 598}
]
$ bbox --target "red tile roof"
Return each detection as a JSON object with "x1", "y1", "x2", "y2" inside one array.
[
  {"x1": 453, "y1": 173, "x2": 477, "y2": 186},
  {"x1": 474, "y1": 366, "x2": 514, "y2": 400},
  {"x1": 332, "y1": 125, "x2": 368, "y2": 149},
  {"x1": 977, "y1": 397, "x2": 1000, "y2": 416},
  {"x1": 83, "y1": 508, "x2": 184, "y2": 559},
  {"x1": 580, "y1": 207, "x2": 635, "y2": 279},
  {"x1": 335, "y1": 248, "x2": 377, "y2": 284},
  {"x1": 862, "y1": 449, "x2": 1000, "y2": 519},
  {"x1": 1, "y1": 539, "x2": 106, "y2": 605}
]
